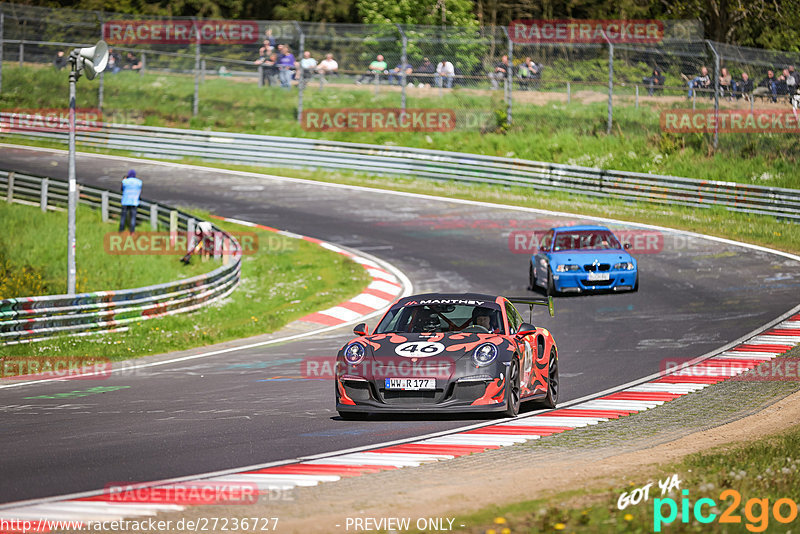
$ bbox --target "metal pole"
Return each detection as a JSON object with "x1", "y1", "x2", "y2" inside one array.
[
  {"x1": 707, "y1": 40, "x2": 720, "y2": 149},
  {"x1": 67, "y1": 62, "x2": 78, "y2": 295},
  {"x1": 567, "y1": 82, "x2": 570, "y2": 104},
  {"x1": 635, "y1": 84, "x2": 639, "y2": 108},
  {"x1": 0, "y1": 10, "x2": 4, "y2": 94},
  {"x1": 607, "y1": 41, "x2": 613, "y2": 135},
  {"x1": 398, "y1": 24, "x2": 407, "y2": 113},
  {"x1": 40, "y1": 177, "x2": 48, "y2": 212},
  {"x1": 200, "y1": 59, "x2": 206, "y2": 83},
  {"x1": 295, "y1": 21, "x2": 304, "y2": 124},
  {"x1": 18, "y1": 41, "x2": 23, "y2": 67},
  {"x1": 193, "y1": 19, "x2": 200, "y2": 117},
  {"x1": 503, "y1": 26, "x2": 513, "y2": 125},
  {"x1": 140, "y1": 52, "x2": 146, "y2": 76},
  {"x1": 98, "y1": 71, "x2": 104, "y2": 111}
]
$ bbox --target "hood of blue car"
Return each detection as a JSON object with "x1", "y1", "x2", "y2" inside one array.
[{"x1": 548, "y1": 249, "x2": 635, "y2": 265}]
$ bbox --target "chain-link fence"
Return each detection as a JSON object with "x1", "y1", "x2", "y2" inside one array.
[{"x1": 2, "y1": 2, "x2": 800, "y2": 145}]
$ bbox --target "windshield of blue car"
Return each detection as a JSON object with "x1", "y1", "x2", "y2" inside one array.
[
  {"x1": 375, "y1": 304, "x2": 505, "y2": 334},
  {"x1": 552, "y1": 230, "x2": 621, "y2": 252}
]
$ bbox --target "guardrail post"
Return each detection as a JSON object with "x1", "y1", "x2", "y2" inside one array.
[
  {"x1": 169, "y1": 210, "x2": 178, "y2": 247},
  {"x1": 6, "y1": 171, "x2": 13, "y2": 203},
  {"x1": 40, "y1": 177, "x2": 48, "y2": 211},
  {"x1": 566, "y1": 82, "x2": 570, "y2": 104},
  {"x1": 101, "y1": 190, "x2": 109, "y2": 222},
  {"x1": 140, "y1": 52, "x2": 146, "y2": 76},
  {"x1": 18, "y1": 41, "x2": 22, "y2": 67},
  {"x1": 150, "y1": 204, "x2": 158, "y2": 230},
  {"x1": 635, "y1": 84, "x2": 639, "y2": 108},
  {"x1": 214, "y1": 230, "x2": 222, "y2": 260},
  {"x1": 187, "y1": 218, "x2": 196, "y2": 252}
]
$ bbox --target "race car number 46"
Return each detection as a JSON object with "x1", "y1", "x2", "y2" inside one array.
[
  {"x1": 385, "y1": 378, "x2": 436, "y2": 390},
  {"x1": 394, "y1": 341, "x2": 445, "y2": 357}
]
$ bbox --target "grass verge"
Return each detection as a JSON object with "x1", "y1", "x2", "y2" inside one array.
[
  {"x1": 0, "y1": 200, "x2": 214, "y2": 297},
  {"x1": 1, "y1": 64, "x2": 799, "y2": 188},
  {"x1": 455, "y1": 347, "x2": 800, "y2": 533},
  {"x1": 1, "y1": 209, "x2": 372, "y2": 362}
]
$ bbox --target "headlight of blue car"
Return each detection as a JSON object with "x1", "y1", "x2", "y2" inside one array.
[
  {"x1": 555, "y1": 264, "x2": 580, "y2": 272},
  {"x1": 614, "y1": 262, "x2": 635, "y2": 270}
]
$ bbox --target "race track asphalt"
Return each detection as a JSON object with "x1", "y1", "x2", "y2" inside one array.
[{"x1": 1, "y1": 145, "x2": 798, "y2": 504}]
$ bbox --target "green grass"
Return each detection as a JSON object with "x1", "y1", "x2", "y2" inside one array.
[
  {"x1": 1, "y1": 212, "x2": 371, "y2": 362},
  {"x1": 2, "y1": 64, "x2": 799, "y2": 188},
  {"x1": 451, "y1": 351, "x2": 800, "y2": 534},
  {"x1": 456, "y1": 424, "x2": 800, "y2": 533},
  {"x1": 0, "y1": 200, "x2": 214, "y2": 298}
]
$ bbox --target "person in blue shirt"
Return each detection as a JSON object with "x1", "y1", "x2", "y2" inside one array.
[{"x1": 120, "y1": 169, "x2": 142, "y2": 233}]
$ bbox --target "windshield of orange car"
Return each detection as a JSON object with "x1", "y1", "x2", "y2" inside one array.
[{"x1": 375, "y1": 304, "x2": 505, "y2": 334}]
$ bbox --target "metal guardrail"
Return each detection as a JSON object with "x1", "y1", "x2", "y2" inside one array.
[
  {"x1": 0, "y1": 169, "x2": 242, "y2": 344},
  {"x1": 2, "y1": 118, "x2": 799, "y2": 221}
]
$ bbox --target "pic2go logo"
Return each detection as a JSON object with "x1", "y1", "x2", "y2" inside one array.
[{"x1": 654, "y1": 490, "x2": 799, "y2": 532}]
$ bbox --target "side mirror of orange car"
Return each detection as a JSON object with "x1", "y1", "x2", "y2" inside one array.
[
  {"x1": 516, "y1": 322, "x2": 537, "y2": 337},
  {"x1": 353, "y1": 323, "x2": 369, "y2": 336}
]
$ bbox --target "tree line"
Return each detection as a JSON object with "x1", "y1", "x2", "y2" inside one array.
[{"x1": 11, "y1": 0, "x2": 800, "y2": 51}]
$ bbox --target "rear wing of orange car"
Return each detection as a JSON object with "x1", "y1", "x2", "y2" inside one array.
[{"x1": 507, "y1": 296, "x2": 555, "y2": 322}]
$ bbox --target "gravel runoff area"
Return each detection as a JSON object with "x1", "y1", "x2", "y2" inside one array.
[{"x1": 87, "y1": 348, "x2": 800, "y2": 534}]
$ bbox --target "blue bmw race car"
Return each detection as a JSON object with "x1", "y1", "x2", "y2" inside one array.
[{"x1": 529, "y1": 225, "x2": 638, "y2": 295}]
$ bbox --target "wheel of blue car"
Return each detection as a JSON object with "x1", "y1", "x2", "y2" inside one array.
[
  {"x1": 541, "y1": 348, "x2": 559, "y2": 409},
  {"x1": 546, "y1": 270, "x2": 557, "y2": 297},
  {"x1": 529, "y1": 263, "x2": 537, "y2": 290},
  {"x1": 504, "y1": 358, "x2": 521, "y2": 417}
]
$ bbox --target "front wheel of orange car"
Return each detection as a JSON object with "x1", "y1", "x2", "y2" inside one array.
[
  {"x1": 504, "y1": 358, "x2": 521, "y2": 417},
  {"x1": 541, "y1": 348, "x2": 559, "y2": 409}
]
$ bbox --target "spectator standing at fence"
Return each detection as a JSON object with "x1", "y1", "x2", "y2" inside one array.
[
  {"x1": 681, "y1": 66, "x2": 710, "y2": 98},
  {"x1": 753, "y1": 70, "x2": 778, "y2": 102},
  {"x1": 416, "y1": 57, "x2": 435, "y2": 88},
  {"x1": 782, "y1": 67, "x2": 796, "y2": 95},
  {"x1": 435, "y1": 58, "x2": 455, "y2": 88},
  {"x1": 356, "y1": 54, "x2": 387, "y2": 85},
  {"x1": 124, "y1": 52, "x2": 142, "y2": 71},
  {"x1": 119, "y1": 170, "x2": 142, "y2": 233},
  {"x1": 54, "y1": 50, "x2": 67, "y2": 70},
  {"x1": 264, "y1": 29, "x2": 276, "y2": 49},
  {"x1": 641, "y1": 68, "x2": 665, "y2": 96},
  {"x1": 489, "y1": 55, "x2": 511, "y2": 90},
  {"x1": 277, "y1": 45, "x2": 296, "y2": 89},
  {"x1": 388, "y1": 61, "x2": 413, "y2": 86},
  {"x1": 257, "y1": 39, "x2": 274, "y2": 61},
  {"x1": 736, "y1": 72, "x2": 753, "y2": 100}
]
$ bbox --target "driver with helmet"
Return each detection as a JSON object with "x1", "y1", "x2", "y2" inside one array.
[
  {"x1": 410, "y1": 308, "x2": 441, "y2": 332},
  {"x1": 470, "y1": 307, "x2": 500, "y2": 333}
]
